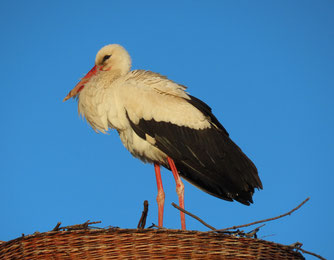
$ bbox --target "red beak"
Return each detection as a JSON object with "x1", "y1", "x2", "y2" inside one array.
[{"x1": 63, "y1": 65, "x2": 98, "y2": 102}]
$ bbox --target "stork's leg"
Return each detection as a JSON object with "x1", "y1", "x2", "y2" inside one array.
[
  {"x1": 167, "y1": 157, "x2": 186, "y2": 230},
  {"x1": 154, "y1": 163, "x2": 165, "y2": 227}
]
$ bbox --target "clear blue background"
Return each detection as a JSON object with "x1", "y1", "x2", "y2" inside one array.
[{"x1": 1, "y1": 1, "x2": 333, "y2": 259}]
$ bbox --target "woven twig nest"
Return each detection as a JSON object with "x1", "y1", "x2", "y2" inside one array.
[{"x1": 0, "y1": 228, "x2": 304, "y2": 259}]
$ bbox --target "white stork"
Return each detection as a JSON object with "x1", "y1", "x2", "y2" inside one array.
[{"x1": 63, "y1": 44, "x2": 262, "y2": 230}]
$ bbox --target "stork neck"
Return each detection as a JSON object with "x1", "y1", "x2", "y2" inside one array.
[{"x1": 101, "y1": 68, "x2": 127, "y2": 82}]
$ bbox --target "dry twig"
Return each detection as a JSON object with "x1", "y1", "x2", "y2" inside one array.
[
  {"x1": 296, "y1": 248, "x2": 326, "y2": 260},
  {"x1": 52, "y1": 222, "x2": 62, "y2": 231},
  {"x1": 137, "y1": 200, "x2": 149, "y2": 229},
  {"x1": 289, "y1": 242, "x2": 326, "y2": 260},
  {"x1": 245, "y1": 224, "x2": 265, "y2": 238},
  {"x1": 171, "y1": 202, "x2": 216, "y2": 230},
  {"x1": 148, "y1": 223, "x2": 166, "y2": 229},
  {"x1": 53, "y1": 220, "x2": 102, "y2": 231},
  {"x1": 213, "y1": 197, "x2": 310, "y2": 233}
]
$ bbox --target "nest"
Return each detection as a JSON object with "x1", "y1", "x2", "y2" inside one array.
[{"x1": 0, "y1": 228, "x2": 304, "y2": 259}]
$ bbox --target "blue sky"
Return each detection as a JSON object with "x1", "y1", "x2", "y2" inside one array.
[{"x1": 1, "y1": 1, "x2": 333, "y2": 258}]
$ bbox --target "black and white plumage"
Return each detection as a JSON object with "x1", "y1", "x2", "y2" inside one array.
[
  {"x1": 127, "y1": 95, "x2": 261, "y2": 205},
  {"x1": 64, "y1": 44, "x2": 262, "y2": 229}
]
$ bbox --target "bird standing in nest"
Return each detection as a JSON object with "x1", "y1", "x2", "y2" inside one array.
[{"x1": 64, "y1": 44, "x2": 263, "y2": 230}]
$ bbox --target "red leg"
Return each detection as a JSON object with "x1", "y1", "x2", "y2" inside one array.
[
  {"x1": 167, "y1": 157, "x2": 186, "y2": 230},
  {"x1": 154, "y1": 163, "x2": 165, "y2": 227}
]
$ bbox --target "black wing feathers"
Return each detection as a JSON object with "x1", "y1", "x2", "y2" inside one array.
[
  {"x1": 187, "y1": 95, "x2": 229, "y2": 136},
  {"x1": 126, "y1": 96, "x2": 262, "y2": 205}
]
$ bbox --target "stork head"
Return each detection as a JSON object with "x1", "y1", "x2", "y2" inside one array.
[
  {"x1": 63, "y1": 44, "x2": 132, "y2": 101},
  {"x1": 95, "y1": 44, "x2": 132, "y2": 73}
]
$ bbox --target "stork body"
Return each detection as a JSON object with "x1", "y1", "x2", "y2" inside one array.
[{"x1": 64, "y1": 44, "x2": 262, "y2": 230}]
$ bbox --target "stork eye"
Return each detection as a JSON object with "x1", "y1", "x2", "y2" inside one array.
[{"x1": 102, "y1": 55, "x2": 111, "y2": 63}]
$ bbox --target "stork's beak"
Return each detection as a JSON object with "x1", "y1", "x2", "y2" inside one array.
[{"x1": 63, "y1": 65, "x2": 98, "y2": 102}]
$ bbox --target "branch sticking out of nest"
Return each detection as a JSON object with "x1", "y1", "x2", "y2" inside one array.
[
  {"x1": 148, "y1": 223, "x2": 167, "y2": 229},
  {"x1": 214, "y1": 197, "x2": 310, "y2": 233},
  {"x1": 289, "y1": 243, "x2": 327, "y2": 260},
  {"x1": 172, "y1": 198, "x2": 309, "y2": 233},
  {"x1": 172, "y1": 202, "x2": 217, "y2": 230},
  {"x1": 137, "y1": 200, "x2": 149, "y2": 229},
  {"x1": 172, "y1": 197, "x2": 325, "y2": 260},
  {"x1": 172, "y1": 202, "x2": 266, "y2": 238},
  {"x1": 52, "y1": 220, "x2": 102, "y2": 231}
]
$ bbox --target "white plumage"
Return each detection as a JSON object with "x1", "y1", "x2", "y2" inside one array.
[
  {"x1": 64, "y1": 44, "x2": 262, "y2": 230},
  {"x1": 73, "y1": 45, "x2": 209, "y2": 164}
]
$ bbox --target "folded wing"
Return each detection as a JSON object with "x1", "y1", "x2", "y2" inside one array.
[{"x1": 120, "y1": 70, "x2": 262, "y2": 205}]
